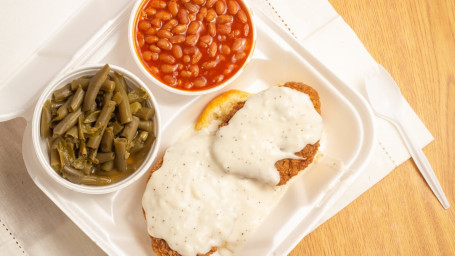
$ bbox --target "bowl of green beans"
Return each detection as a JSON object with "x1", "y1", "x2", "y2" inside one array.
[{"x1": 32, "y1": 64, "x2": 161, "y2": 194}]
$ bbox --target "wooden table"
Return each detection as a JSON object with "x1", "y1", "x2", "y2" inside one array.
[{"x1": 291, "y1": 0, "x2": 455, "y2": 255}]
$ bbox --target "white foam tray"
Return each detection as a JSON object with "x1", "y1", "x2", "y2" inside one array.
[{"x1": 0, "y1": 0, "x2": 376, "y2": 255}]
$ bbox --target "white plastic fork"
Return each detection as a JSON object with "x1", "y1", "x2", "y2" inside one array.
[{"x1": 365, "y1": 64, "x2": 450, "y2": 209}]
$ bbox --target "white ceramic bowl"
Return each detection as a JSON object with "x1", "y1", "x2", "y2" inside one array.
[
  {"x1": 32, "y1": 64, "x2": 161, "y2": 194},
  {"x1": 128, "y1": 0, "x2": 257, "y2": 96}
]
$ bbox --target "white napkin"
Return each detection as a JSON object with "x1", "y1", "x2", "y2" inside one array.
[{"x1": 0, "y1": 0, "x2": 434, "y2": 255}]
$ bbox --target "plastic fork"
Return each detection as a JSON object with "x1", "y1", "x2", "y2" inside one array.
[{"x1": 365, "y1": 64, "x2": 450, "y2": 209}]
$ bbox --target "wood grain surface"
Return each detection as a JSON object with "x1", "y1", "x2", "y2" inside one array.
[{"x1": 291, "y1": 0, "x2": 455, "y2": 255}]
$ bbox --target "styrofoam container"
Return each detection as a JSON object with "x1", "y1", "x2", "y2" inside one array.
[
  {"x1": 0, "y1": 0, "x2": 376, "y2": 255},
  {"x1": 31, "y1": 64, "x2": 161, "y2": 194},
  {"x1": 128, "y1": 0, "x2": 257, "y2": 96}
]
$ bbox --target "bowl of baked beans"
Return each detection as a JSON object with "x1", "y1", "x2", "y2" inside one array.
[{"x1": 129, "y1": 0, "x2": 256, "y2": 95}]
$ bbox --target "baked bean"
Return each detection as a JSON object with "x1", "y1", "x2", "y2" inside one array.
[
  {"x1": 194, "y1": 76, "x2": 207, "y2": 87},
  {"x1": 218, "y1": 54, "x2": 226, "y2": 62},
  {"x1": 177, "y1": 9, "x2": 190, "y2": 24},
  {"x1": 208, "y1": 42, "x2": 217, "y2": 57},
  {"x1": 197, "y1": 7, "x2": 207, "y2": 20},
  {"x1": 151, "y1": 52, "x2": 159, "y2": 61},
  {"x1": 192, "y1": 0, "x2": 205, "y2": 4},
  {"x1": 237, "y1": 9, "x2": 247, "y2": 23},
  {"x1": 218, "y1": 34, "x2": 227, "y2": 42},
  {"x1": 168, "y1": 1, "x2": 179, "y2": 16},
  {"x1": 206, "y1": 0, "x2": 217, "y2": 8},
  {"x1": 244, "y1": 24, "x2": 249, "y2": 36},
  {"x1": 172, "y1": 45, "x2": 183, "y2": 58},
  {"x1": 189, "y1": 13, "x2": 196, "y2": 21},
  {"x1": 220, "y1": 44, "x2": 231, "y2": 54},
  {"x1": 206, "y1": 9, "x2": 217, "y2": 22},
  {"x1": 156, "y1": 10, "x2": 171, "y2": 20},
  {"x1": 189, "y1": 65, "x2": 199, "y2": 76},
  {"x1": 183, "y1": 46, "x2": 199, "y2": 55},
  {"x1": 157, "y1": 38, "x2": 172, "y2": 50},
  {"x1": 191, "y1": 52, "x2": 202, "y2": 64},
  {"x1": 157, "y1": 30, "x2": 172, "y2": 39},
  {"x1": 232, "y1": 51, "x2": 246, "y2": 63},
  {"x1": 163, "y1": 75, "x2": 177, "y2": 85},
  {"x1": 187, "y1": 21, "x2": 200, "y2": 34},
  {"x1": 227, "y1": 0, "x2": 239, "y2": 15},
  {"x1": 217, "y1": 14, "x2": 233, "y2": 24},
  {"x1": 137, "y1": 34, "x2": 145, "y2": 47},
  {"x1": 213, "y1": 74, "x2": 224, "y2": 83},
  {"x1": 184, "y1": 82, "x2": 193, "y2": 89},
  {"x1": 215, "y1": 1, "x2": 226, "y2": 15},
  {"x1": 185, "y1": 34, "x2": 199, "y2": 46},
  {"x1": 163, "y1": 19, "x2": 178, "y2": 30},
  {"x1": 170, "y1": 34, "x2": 186, "y2": 44},
  {"x1": 183, "y1": 55, "x2": 191, "y2": 63},
  {"x1": 233, "y1": 29, "x2": 241, "y2": 37},
  {"x1": 145, "y1": 27, "x2": 157, "y2": 35},
  {"x1": 150, "y1": 45, "x2": 161, "y2": 53},
  {"x1": 172, "y1": 25, "x2": 187, "y2": 34},
  {"x1": 199, "y1": 35, "x2": 213, "y2": 48},
  {"x1": 217, "y1": 24, "x2": 231, "y2": 34},
  {"x1": 145, "y1": 35, "x2": 159, "y2": 44},
  {"x1": 184, "y1": 2, "x2": 199, "y2": 13},
  {"x1": 143, "y1": 51, "x2": 153, "y2": 61},
  {"x1": 159, "y1": 53, "x2": 176, "y2": 64},
  {"x1": 208, "y1": 23, "x2": 217, "y2": 36},
  {"x1": 150, "y1": 0, "x2": 166, "y2": 8},
  {"x1": 232, "y1": 38, "x2": 246, "y2": 52},
  {"x1": 138, "y1": 20, "x2": 152, "y2": 31},
  {"x1": 145, "y1": 8, "x2": 157, "y2": 16},
  {"x1": 223, "y1": 63, "x2": 234, "y2": 75},
  {"x1": 181, "y1": 0, "x2": 190, "y2": 3},
  {"x1": 161, "y1": 64, "x2": 177, "y2": 73},
  {"x1": 202, "y1": 60, "x2": 218, "y2": 69},
  {"x1": 151, "y1": 18, "x2": 162, "y2": 28},
  {"x1": 181, "y1": 70, "x2": 192, "y2": 77},
  {"x1": 177, "y1": 63, "x2": 184, "y2": 70},
  {"x1": 150, "y1": 66, "x2": 160, "y2": 74}
]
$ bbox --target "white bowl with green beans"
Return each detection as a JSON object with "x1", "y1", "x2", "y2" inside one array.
[{"x1": 32, "y1": 64, "x2": 161, "y2": 194}]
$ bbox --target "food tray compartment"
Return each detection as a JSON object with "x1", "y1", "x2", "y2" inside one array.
[{"x1": 5, "y1": 0, "x2": 375, "y2": 255}]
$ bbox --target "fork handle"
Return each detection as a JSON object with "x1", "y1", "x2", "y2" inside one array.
[{"x1": 392, "y1": 119, "x2": 450, "y2": 209}]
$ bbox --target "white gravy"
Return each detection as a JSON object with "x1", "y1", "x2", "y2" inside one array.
[
  {"x1": 213, "y1": 86, "x2": 323, "y2": 185},
  {"x1": 142, "y1": 86, "x2": 323, "y2": 256}
]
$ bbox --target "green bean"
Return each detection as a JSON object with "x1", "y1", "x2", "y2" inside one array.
[
  {"x1": 53, "y1": 108, "x2": 82, "y2": 137},
  {"x1": 103, "y1": 90, "x2": 114, "y2": 106},
  {"x1": 130, "y1": 131, "x2": 149, "y2": 153},
  {"x1": 134, "y1": 107, "x2": 155, "y2": 121},
  {"x1": 138, "y1": 120, "x2": 153, "y2": 132},
  {"x1": 88, "y1": 148, "x2": 98, "y2": 164},
  {"x1": 100, "y1": 160, "x2": 114, "y2": 172},
  {"x1": 80, "y1": 175, "x2": 111, "y2": 185},
  {"x1": 95, "y1": 101, "x2": 116, "y2": 129},
  {"x1": 78, "y1": 115, "x2": 85, "y2": 141},
  {"x1": 82, "y1": 64, "x2": 110, "y2": 111},
  {"x1": 69, "y1": 86, "x2": 84, "y2": 112},
  {"x1": 50, "y1": 148, "x2": 61, "y2": 171},
  {"x1": 130, "y1": 102, "x2": 142, "y2": 114},
  {"x1": 114, "y1": 138, "x2": 128, "y2": 172},
  {"x1": 56, "y1": 139, "x2": 76, "y2": 167},
  {"x1": 111, "y1": 121, "x2": 124, "y2": 135},
  {"x1": 100, "y1": 127, "x2": 114, "y2": 153},
  {"x1": 53, "y1": 84, "x2": 73, "y2": 102},
  {"x1": 53, "y1": 95, "x2": 73, "y2": 121},
  {"x1": 113, "y1": 72, "x2": 133, "y2": 124},
  {"x1": 87, "y1": 126, "x2": 105, "y2": 149},
  {"x1": 71, "y1": 78, "x2": 90, "y2": 90},
  {"x1": 79, "y1": 140, "x2": 87, "y2": 157},
  {"x1": 72, "y1": 158, "x2": 87, "y2": 170},
  {"x1": 128, "y1": 87, "x2": 150, "y2": 103},
  {"x1": 102, "y1": 79, "x2": 116, "y2": 92},
  {"x1": 84, "y1": 110, "x2": 100, "y2": 123},
  {"x1": 50, "y1": 101, "x2": 64, "y2": 116},
  {"x1": 41, "y1": 100, "x2": 52, "y2": 138},
  {"x1": 112, "y1": 92, "x2": 123, "y2": 105},
  {"x1": 121, "y1": 116, "x2": 139, "y2": 143},
  {"x1": 96, "y1": 152, "x2": 115, "y2": 163},
  {"x1": 65, "y1": 126, "x2": 78, "y2": 139},
  {"x1": 62, "y1": 165, "x2": 85, "y2": 183}
]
